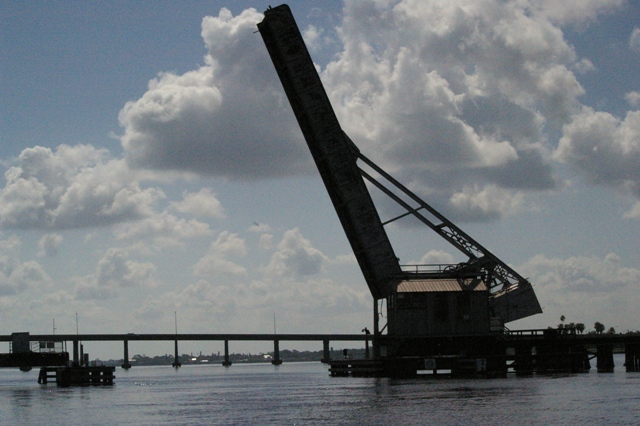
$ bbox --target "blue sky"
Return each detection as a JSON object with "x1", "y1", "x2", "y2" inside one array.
[{"x1": 1, "y1": 1, "x2": 640, "y2": 358}]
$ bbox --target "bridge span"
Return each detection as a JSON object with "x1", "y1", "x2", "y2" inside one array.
[{"x1": 0, "y1": 333, "x2": 369, "y2": 369}]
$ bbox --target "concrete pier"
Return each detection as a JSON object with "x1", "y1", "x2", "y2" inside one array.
[
  {"x1": 172, "y1": 340, "x2": 181, "y2": 368},
  {"x1": 272, "y1": 339, "x2": 282, "y2": 365},
  {"x1": 322, "y1": 339, "x2": 330, "y2": 362},
  {"x1": 72, "y1": 339, "x2": 79, "y2": 367},
  {"x1": 122, "y1": 340, "x2": 131, "y2": 369},
  {"x1": 222, "y1": 340, "x2": 232, "y2": 367}
]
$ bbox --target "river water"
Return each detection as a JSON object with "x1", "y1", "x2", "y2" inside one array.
[{"x1": 1, "y1": 355, "x2": 639, "y2": 425}]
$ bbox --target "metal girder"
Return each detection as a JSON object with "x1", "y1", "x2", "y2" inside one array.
[
  {"x1": 258, "y1": 4, "x2": 401, "y2": 300},
  {"x1": 356, "y1": 151, "x2": 542, "y2": 322}
]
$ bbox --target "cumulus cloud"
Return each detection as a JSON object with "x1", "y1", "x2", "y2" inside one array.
[
  {"x1": 112, "y1": 1, "x2": 638, "y2": 222},
  {"x1": 625, "y1": 91, "x2": 640, "y2": 108},
  {"x1": 265, "y1": 228, "x2": 329, "y2": 278},
  {"x1": 554, "y1": 107, "x2": 640, "y2": 206},
  {"x1": 522, "y1": 0, "x2": 625, "y2": 25},
  {"x1": 320, "y1": 0, "x2": 595, "y2": 220},
  {"x1": 0, "y1": 236, "x2": 51, "y2": 295},
  {"x1": 95, "y1": 247, "x2": 157, "y2": 289},
  {"x1": 0, "y1": 145, "x2": 163, "y2": 230},
  {"x1": 418, "y1": 250, "x2": 456, "y2": 266},
  {"x1": 74, "y1": 247, "x2": 158, "y2": 300},
  {"x1": 38, "y1": 233, "x2": 63, "y2": 257},
  {"x1": 119, "y1": 7, "x2": 309, "y2": 180},
  {"x1": 518, "y1": 252, "x2": 640, "y2": 330},
  {"x1": 114, "y1": 212, "x2": 212, "y2": 248},
  {"x1": 193, "y1": 231, "x2": 247, "y2": 276},
  {"x1": 449, "y1": 185, "x2": 525, "y2": 220},
  {"x1": 0, "y1": 261, "x2": 51, "y2": 296},
  {"x1": 133, "y1": 280, "x2": 238, "y2": 326},
  {"x1": 303, "y1": 24, "x2": 327, "y2": 54},
  {"x1": 170, "y1": 188, "x2": 225, "y2": 218},
  {"x1": 630, "y1": 27, "x2": 640, "y2": 52}
]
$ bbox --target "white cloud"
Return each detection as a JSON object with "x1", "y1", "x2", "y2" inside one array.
[
  {"x1": 520, "y1": 0, "x2": 625, "y2": 25},
  {"x1": 625, "y1": 91, "x2": 640, "y2": 108},
  {"x1": 321, "y1": 0, "x2": 593, "y2": 220},
  {"x1": 119, "y1": 7, "x2": 309, "y2": 180},
  {"x1": 170, "y1": 188, "x2": 225, "y2": 219},
  {"x1": 519, "y1": 252, "x2": 640, "y2": 331},
  {"x1": 110, "y1": 1, "x2": 634, "y2": 223},
  {"x1": 630, "y1": 27, "x2": 640, "y2": 52},
  {"x1": 258, "y1": 233, "x2": 274, "y2": 250},
  {"x1": 449, "y1": 185, "x2": 525, "y2": 220},
  {"x1": 555, "y1": 107, "x2": 640, "y2": 201},
  {"x1": 38, "y1": 233, "x2": 63, "y2": 257},
  {"x1": 72, "y1": 247, "x2": 159, "y2": 300},
  {"x1": 193, "y1": 231, "x2": 247, "y2": 276},
  {"x1": 623, "y1": 201, "x2": 640, "y2": 219},
  {"x1": 114, "y1": 212, "x2": 212, "y2": 248},
  {"x1": 418, "y1": 250, "x2": 456, "y2": 265},
  {"x1": 265, "y1": 228, "x2": 328, "y2": 277},
  {"x1": 0, "y1": 236, "x2": 51, "y2": 295},
  {"x1": 0, "y1": 261, "x2": 51, "y2": 296},
  {"x1": 95, "y1": 247, "x2": 158, "y2": 289},
  {"x1": 0, "y1": 145, "x2": 163, "y2": 230}
]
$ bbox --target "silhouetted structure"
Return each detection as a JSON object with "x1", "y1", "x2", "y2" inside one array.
[{"x1": 258, "y1": 5, "x2": 542, "y2": 371}]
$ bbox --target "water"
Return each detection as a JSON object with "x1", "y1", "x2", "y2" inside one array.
[{"x1": 1, "y1": 355, "x2": 639, "y2": 425}]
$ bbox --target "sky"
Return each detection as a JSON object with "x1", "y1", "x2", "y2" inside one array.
[{"x1": 1, "y1": 0, "x2": 640, "y2": 359}]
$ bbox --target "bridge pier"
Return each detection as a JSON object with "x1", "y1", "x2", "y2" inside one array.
[
  {"x1": 322, "y1": 339, "x2": 330, "y2": 362},
  {"x1": 625, "y1": 343, "x2": 640, "y2": 372},
  {"x1": 72, "y1": 339, "x2": 79, "y2": 367},
  {"x1": 171, "y1": 340, "x2": 181, "y2": 368},
  {"x1": 513, "y1": 345, "x2": 533, "y2": 376},
  {"x1": 222, "y1": 340, "x2": 232, "y2": 367},
  {"x1": 121, "y1": 340, "x2": 131, "y2": 369},
  {"x1": 597, "y1": 344, "x2": 615, "y2": 372},
  {"x1": 272, "y1": 339, "x2": 282, "y2": 365}
]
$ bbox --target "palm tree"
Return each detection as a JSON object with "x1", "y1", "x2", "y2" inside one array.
[{"x1": 594, "y1": 322, "x2": 605, "y2": 334}]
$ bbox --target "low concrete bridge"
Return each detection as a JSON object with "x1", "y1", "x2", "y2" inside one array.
[{"x1": 0, "y1": 333, "x2": 370, "y2": 368}]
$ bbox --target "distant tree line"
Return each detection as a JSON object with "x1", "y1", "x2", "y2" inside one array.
[{"x1": 552, "y1": 315, "x2": 637, "y2": 335}]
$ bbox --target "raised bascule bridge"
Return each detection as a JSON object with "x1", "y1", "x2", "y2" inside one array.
[
  {"x1": 257, "y1": 4, "x2": 640, "y2": 377},
  {"x1": 3, "y1": 4, "x2": 640, "y2": 381}
]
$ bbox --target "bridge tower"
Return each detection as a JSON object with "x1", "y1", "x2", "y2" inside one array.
[{"x1": 258, "y1": 4, "x2": 541, "y2": 358}]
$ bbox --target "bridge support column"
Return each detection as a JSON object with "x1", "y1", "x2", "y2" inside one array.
[
  {"x1": 222, "y1": 340, "x2": 232, "y2": 367},
  {"x1": 122, "y1": 340, "x2": 131, "y2": 369},
  {"x1": 625, "y1": 343, "x2": 640, "y2": 372},
  {"x1": 514, "y1": 345, "x2": 533, "y2": 376},
  {"x1": 172, "y1": 340, "x2": 181, "y2": 368},
  {"x1": 72, "y1": 340, "x2": 79, "y2": 367},
  {"x1": 272, "y1": 339, "x2": 283, "y2": 365},
  {"x1": 373, "y1": 299, "x2": 381, "y2": 359},
  {"x1": 364, "y1": 329, "x2": 370, "y2": 359},
  {"x1": 322, "y1": 340, "x2": 330, "y2": 362},
  {"x1": 597, "y1": 344, "x2": 614, "y2": 373}
]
